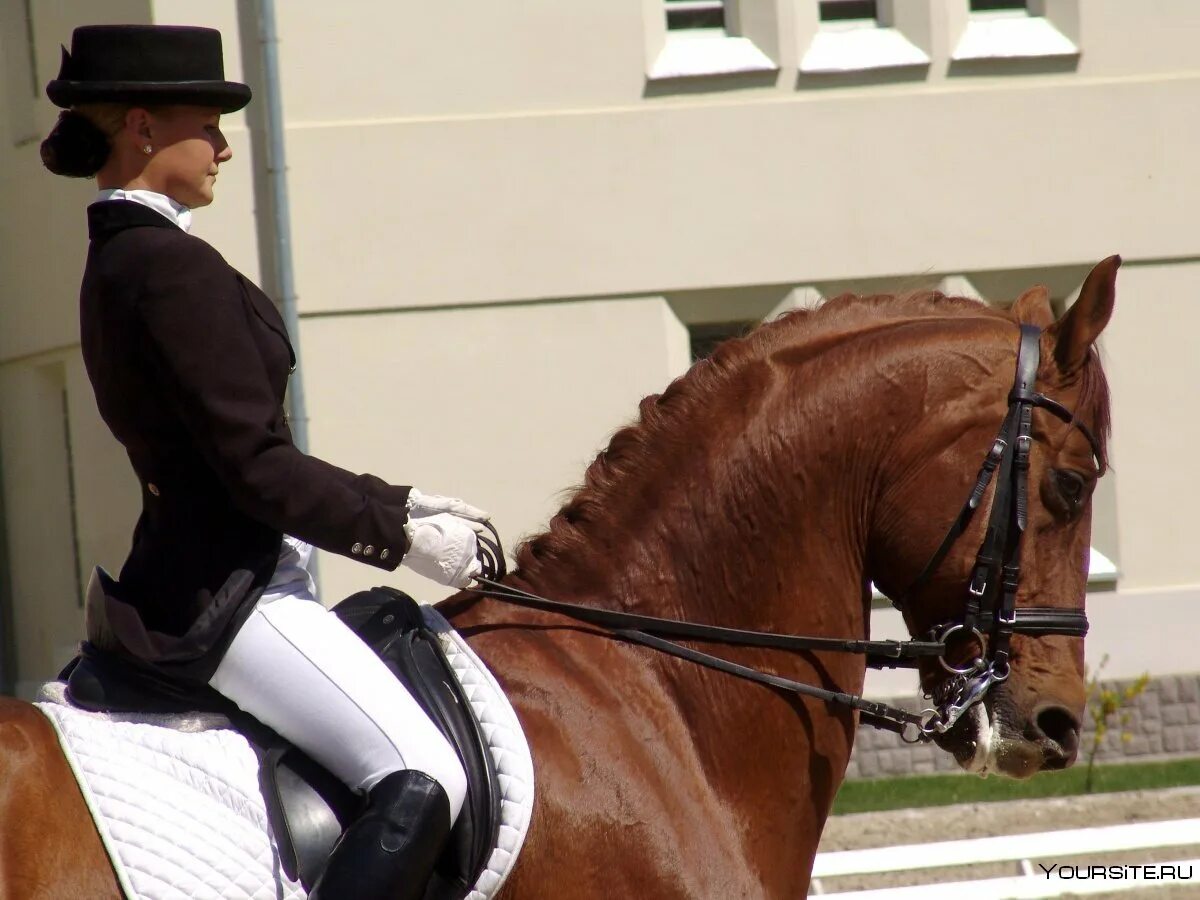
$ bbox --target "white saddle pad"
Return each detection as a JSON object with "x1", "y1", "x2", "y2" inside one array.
[{"x1": 34, "y1": 605, "x2": 534, "y2": 900}]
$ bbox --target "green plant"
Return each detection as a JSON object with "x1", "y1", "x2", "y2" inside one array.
[{"x1": 1083, "y1": 654, "x2": 1150, "y2": 793}]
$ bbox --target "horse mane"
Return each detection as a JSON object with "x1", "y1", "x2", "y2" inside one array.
[{"x1": 514, "y1": 290, "x2": 1111, "y2": 582}]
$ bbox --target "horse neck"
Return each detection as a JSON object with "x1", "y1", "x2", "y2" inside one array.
[
  {"x1": 514, "y1": 344, "x2": 890, "y2": 639},
  {"x1": 863, "y1": 317, "x2": 1019, "y2": 619},
  {"x1": 510, "y1": 314, "x2": 1022, "y2": 636},
  {"x1": 464, "y1": 315, "x2": 1019, "y2": 894}
]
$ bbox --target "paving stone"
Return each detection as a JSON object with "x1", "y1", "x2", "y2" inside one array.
[
  {"x1": 1157, "y1": 679, "x2": 1180, "y2": 704},
  {"x1": 886, "y1": 749, "x2": 913, "y2": 775},
  {"x1": 1178, "y1": 678, "x2": 1199, "y2": 703},
  {"x1": 1121, "y1": 736, "x2": 1152, "y2": 757},
  {"x1": 1163, "y1": 705, "x2": 1189, "y2": 726},
  {"x1": 1163, "y1": 727, "x2": 1186, "y2": 753}
]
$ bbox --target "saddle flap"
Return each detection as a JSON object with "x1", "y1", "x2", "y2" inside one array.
[
  {"x1": 257, "y1": 744, "x2": 358, "y2": 890},
  {"x1": 335, "y1": 588, "x2": 503, "y2": 895},
  {"x1": 397, "y1": 630, "x2": 501, "y2": 890}
]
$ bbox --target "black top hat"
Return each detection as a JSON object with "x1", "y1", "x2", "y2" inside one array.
[{"x1": 46, "y1": 25, "x2": 251, "y2": 113}]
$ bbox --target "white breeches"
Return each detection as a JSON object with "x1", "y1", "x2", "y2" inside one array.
[{"x1": 209, "y1": 592, "x2": 467, "y2": 822}]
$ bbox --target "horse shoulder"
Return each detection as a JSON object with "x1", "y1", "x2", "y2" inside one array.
[
  {"x1": 0, "y1": 697, "x2": 120, "y2": 899},
  {"x1": 462, "y1": 624, "x2": 770, "y2": 898}
]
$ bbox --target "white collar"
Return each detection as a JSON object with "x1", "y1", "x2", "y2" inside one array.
[{"x1": 93, "y1": 188, "x2": 193, "y2": 233}]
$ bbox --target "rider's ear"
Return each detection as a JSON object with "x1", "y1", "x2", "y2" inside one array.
[
  {"x1": 1047, "y1": 255, "x2": 1120, "y2": 376},
  {"x1": 1011, "y1": 285, "x2": 1053, "y2": 328}
]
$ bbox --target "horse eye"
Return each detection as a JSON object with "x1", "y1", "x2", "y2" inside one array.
[{"x1": 1054, "y1": 470, "x2": 1085, "y2": 504}]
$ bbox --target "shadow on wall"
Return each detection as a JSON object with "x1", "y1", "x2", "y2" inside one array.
[{"x1": 643, "y1": 70, "x2": 780, "y2": 98}]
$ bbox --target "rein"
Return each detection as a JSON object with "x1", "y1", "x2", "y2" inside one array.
[
  {"x1": 468, "y1": 325, "x2": 1097, "y2": 743},
  {"x1": 466, "y1": 576, "x2": 938, "y2": 740}
]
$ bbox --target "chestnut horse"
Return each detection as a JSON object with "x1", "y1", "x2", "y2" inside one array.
[{"x1": 0, "y1": 257, "x2": 1117, "y2": 899}]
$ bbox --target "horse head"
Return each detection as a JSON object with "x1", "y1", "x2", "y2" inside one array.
[
  {"x1": 504, "y1": 256, "x2": 1117, "y2": 817},
  {"x1": 870, "y1": 256, "x2": 1117, "y2": 778}
]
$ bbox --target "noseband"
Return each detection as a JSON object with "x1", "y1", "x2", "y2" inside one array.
[
  {"x1": 470, "y1": 324, "x2": 1099, "y2": 743},
  {"x1": 892, "y1": 323, "x2": 1097, "y2": 735}
]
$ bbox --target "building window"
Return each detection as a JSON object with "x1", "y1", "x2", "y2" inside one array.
[
  {"x1": 689, "y1": 321, "x2": 754, "y2": 362},
  {"x1": 800, "y1": 0, "x2": 929, "y2": 74},
  {"x1": 818, "y1": 0, "x2": 879, "y2": 22},
  {"x1": 665, "y1": 0, "x2": 726, "y2": 31},
  {"x1": 953, "y1": 0, "x2": 1078, "y2": 61},
  {"x1": 970, "y1": 0, "x2": 1027, "y2": 10},
  {"x1": 648, "y1": 0, "x2": 777, "y2": 81}
]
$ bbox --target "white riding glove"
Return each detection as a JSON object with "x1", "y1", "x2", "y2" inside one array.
[
  {"x1": 401, "y1": 489, "x2": 490, "y2": 588},
  {"x1": 406, "y1": 488, "x2": 491, "y2": 523}
]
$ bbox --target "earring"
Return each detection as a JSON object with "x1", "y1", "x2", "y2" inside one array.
[{"x1": 142, "y1": 145, "x2": 152, "y2": 155}]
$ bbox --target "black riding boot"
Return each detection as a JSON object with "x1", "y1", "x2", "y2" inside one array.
[{"x1": 309, "y1": 769, "x2": 452, "y2": 900}]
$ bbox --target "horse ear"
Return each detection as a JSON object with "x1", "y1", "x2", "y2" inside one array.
[
  {"x1": 1011, "y1": 285, "x2": 1054, "y2": 327},
  {"x1": 1047, "y1": 255, "x2": 1121, "y2": 375}
]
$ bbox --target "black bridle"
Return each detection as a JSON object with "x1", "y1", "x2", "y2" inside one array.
[
  {"x1": 887, "y1": 323, "x2": 1097, "y2": 736},
  {"x1": 467, "y1": 324, "x2": 1099, "y2": 742}
]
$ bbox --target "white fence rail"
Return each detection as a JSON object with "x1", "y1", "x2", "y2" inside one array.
[{"x1": 810, "y1": 817, "x2": 1200, "y2": 898}]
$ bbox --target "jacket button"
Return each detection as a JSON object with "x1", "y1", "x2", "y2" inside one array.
[
  {"x1": 380, "y1": 549, "x2": 390, "y2": 560},
  {"x1": 147, "y1": 483, "x2": 160, "y2": 497},
  {"x1": 363, "y1": 545, "x2": 375, "y2": 557},
  {"x1": 351, "y1": 542, "x2": 363, "y2": 555}
]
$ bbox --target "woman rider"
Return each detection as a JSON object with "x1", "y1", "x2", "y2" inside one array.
[{"x1": 41, "y1": 24, "x2": 479, "y2": 900}]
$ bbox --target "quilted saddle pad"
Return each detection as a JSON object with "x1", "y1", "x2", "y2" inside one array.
[{"x1": 34, "y1": 605, "x2": 534, "y2": 900}]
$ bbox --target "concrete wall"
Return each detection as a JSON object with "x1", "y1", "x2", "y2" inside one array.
[{"x1": 1, "y1": 1, "x2": 1198, "y2": 700}]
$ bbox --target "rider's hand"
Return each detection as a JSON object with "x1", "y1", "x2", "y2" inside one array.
[
  {"x1": 401, "y1": 512, "x2": 482, "y2": 587},
  {"x1": 400, "y1": 488, "x2": 490, "y2": 588}
]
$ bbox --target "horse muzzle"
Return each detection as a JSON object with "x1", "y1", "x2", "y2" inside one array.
[{"x1": 934, "y1": 687, "x2": 1083, "y2": 778}]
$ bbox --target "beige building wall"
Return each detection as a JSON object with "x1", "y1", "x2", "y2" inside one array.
[
  {"x1": 1, "y1": 1, "x2": 1197, "y2": 697},
  {"x1": 304, "y1": 297, "x2": 690, "y2": 604}
]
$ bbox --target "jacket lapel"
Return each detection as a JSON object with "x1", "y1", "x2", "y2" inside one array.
[{"x1": 238, "y1": 275, "x2": 296, "y2": 370}]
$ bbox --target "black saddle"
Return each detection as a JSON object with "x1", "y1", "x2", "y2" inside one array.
[{"x1": 60, "y1": 587, "x2": 501, "y2": 900}]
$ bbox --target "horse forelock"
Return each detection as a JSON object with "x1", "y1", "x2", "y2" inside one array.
[
  {"x1": 513, "y1": 290, "x2": 1015, "y2": 592},
  {"x1": 1006, "y1": 303, "x2": 1112, "y2": 473}
]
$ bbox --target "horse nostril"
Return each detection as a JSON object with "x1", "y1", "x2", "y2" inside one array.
[{"x1": 1033, "y1": 705, "x2": 1081, "y2": 768}]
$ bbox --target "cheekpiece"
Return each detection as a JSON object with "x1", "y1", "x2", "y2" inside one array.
[{"x1": 46, "y1": 24, "x2": 251, "y2": 113}]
